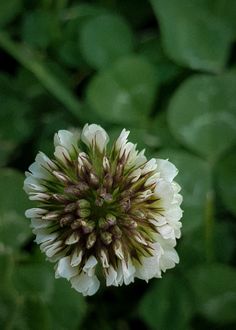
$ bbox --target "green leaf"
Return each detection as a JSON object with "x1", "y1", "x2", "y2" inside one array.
[
  {"x1": 0, "y1": 251, "x2": 14, "y2": 288},
  {"x1": 0, "y1": 31, "x2": 82, "y2": 118},
  {"x1": 156, "y1": 149, "x2": 211, "y2": 233},
  {"x1": 149, "y1": 112, "x2": 180, "y2": 149},
  {"x1": 0, "y1": 74, "x2": 34, "y2": 161},
  {"x1": 13, "y1": 262, "x2": 55, "y2": 303},
  {"x1": 150, "y1": 0, "x2": 235, "y2": 72},
  {"x1": 0, "y1": 251, "x2": 21, "y2": 329},
  {"x1": 188, "y1": 264, "x2": 236, "y2": 324},
  {"x1": 0, "y1": 169, "x2": 32, "y2": 250},
  {"x1": 49, "y1": 278, "x2": 87, "y2": 330},
  {"x1": 139, "y1": 274, "x2": 193, "y2": 330},
  {"x1": 79, "y1": 14, "x2": 134, "y2": 69},
  {"x1": 216, "y1": 152, "x2": 236, "y2": 215},
  {"x1": 167, "y1": 72, "x2": 236, "y2": 162},
  {"x1": 138, "y1": 35, "x2": 182, "y2": 84},
  {"x1": 87, "y1": 56, "x2": 158, "y2": 125},
  {"x1": 0, "y1": 97, "x2": 32, "y2": 147},
  {"x1": 17, "y1": 296, "x2": 51, "y2": 330},
  {"x1": 0, "y1": 169, "x2": 31, "y2": 214},
  {"x1": 0, "y1": 0, "x2": 22, "y2": 27},
  {"x1": 21, "y1": 10, "x2": 59, "y2": 49},
  {"x1": 0, "y1": 288, "x2": 19, "y2": 329}
]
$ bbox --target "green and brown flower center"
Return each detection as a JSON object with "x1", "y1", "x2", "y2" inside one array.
[{"x1": 40, "y1": 149, "x2": 160, "y2": 271}]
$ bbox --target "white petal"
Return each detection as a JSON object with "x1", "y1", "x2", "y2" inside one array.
[
  {"x1": 43, "y1": 240, "x2": 63, "y2": 258},
  {"x1": 28, "y1": 162, "x2": 50, "y2": 180},
  {"x1": 121, "y1": 259, "x2": 135, "y2": 285},
  {"x1": 106, "y1": 266, "x2": 118, "y2": 286},
  {"x1": 149, "y1": 213, "x2": 167, "y2": 226},
  {"x1": 54, "y1": 130, "x2": 79, "y2": 153},
  {"x1": 100, "y1": 249, "x2": 109, "y2": 268},
  {"x1": 156, "y1": 159, "x2": 178, "y2": 182},
  {"x1": 168, "y1": 220, "x2": 182, "y2": 239},
  {"x1": 160, "y1": 248, "x2": 179, "y2": 272},
  {"x1": 116, "y1": 263, "x2": 124, "y2": 285},
  {"x1": 134, "y1": 149, "x2": 147, "y2": 168},
  {"x1": 155, "y1": 234, "x2": 179, "y2": 272},
  {"x1": 135, "y1": 243, "x2": 162, "y2": 281},
  {"x1": 71, "y1": 272, "x2": 100, "y2": 296},
  {"x1": 56, "y1": 256, "x2": 78, "y2": 280},
  {"x1": 29, "y1": 193, "x2": 50, "y2": 201},
  {"x1": 71, "y1": 248, "x2": 83, "y2": 267},
  {"x1": 129, "y1": 168, "x2": 141, "y2": 182},
  {"x1": 65, "y1": 232, "x2": 80, "y2": 245},
  {"x1": 158, "y1": 224, "x2": 176, "y2": 240},
  {"x1": 114, "y1": 241, "x2": 124, "y2": 260},
  {"x1": 30, "y1": 218, "x2": 49, "y2": 229},
  {"x1": 145, "y1": 172, "x2": 160, "y2": 187},
  {"x1": 115, "y1": 129, "x2": 130, "y2": 151},
  {"x1": 154, "y1": 179, "x2": 174, "y2": 206},
  {"x1": 24, "y1": 176, "x2": 47, "y2": 193},
  {"x1": 54, "y1": 146, "x2": 71, "y2": 163},
  {"x1": 36, "y1": 152, "x2": 56, "y2": 170},
  {"x1": 173, "y1": 193, "x2": 183, "y2": 205},
  {"x1": 81, "y1": 124, "x2": 109, "y2": 152},
  {"x1": 136, "y1": 189, "x2": 153, "y2": 201},
  {"x1": 25, "y1": 208, "x2": 47, "y2": 218},
  {"x1": 33, "y1": 227, "x2": 58, "y2": 244},
  {"x1": 83, "y1": 256, "x2": 98, "y2": 276},
  {"x1": 165, "y1": 206, "x2": 183, "y2": 222},
  {"x1": 172, "y1": 181, "x2": 181, "y2": 193},
  {"x1": 141, "y1": 159, "x2": 157, "y2": 175}
]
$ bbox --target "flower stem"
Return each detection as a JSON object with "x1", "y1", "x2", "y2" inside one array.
[{"x1": 0, "y1": 31, "x2": 81, "y2": 119}]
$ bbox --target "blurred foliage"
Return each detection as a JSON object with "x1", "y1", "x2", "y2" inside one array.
[{"x1": 0, "y1": 0, "x2": 235, "y2": 329}]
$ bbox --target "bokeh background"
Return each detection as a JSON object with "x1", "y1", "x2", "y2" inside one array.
[{"x1": 0, "y1": 0, "x2": 236, "y2": 329}]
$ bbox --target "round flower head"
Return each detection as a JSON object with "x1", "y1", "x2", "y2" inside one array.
[{"x1": 24, "y1": 124, "x2": 183, "y2": 296}]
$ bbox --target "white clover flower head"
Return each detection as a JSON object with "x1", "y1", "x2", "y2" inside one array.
[{"x1": 24, "y1": 124, "x2": 183, "y2": 296}]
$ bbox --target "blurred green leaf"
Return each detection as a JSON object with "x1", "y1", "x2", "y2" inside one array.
[
  {"x1": 62, "y1": 3, "x2": 108, "y2": 20},
  {"x1": 87, "y1": 56, "x2": 158, "y2": 125},
  {"x1": 0, "y1": 251, "x2": 21, "y2": 329},
  {"x1": 13, "y1": 263, "x2": 55, "y2": 302},
  {"x1": 188, "y1": 264, "x2": 236, "y2": 324},
  {"x1": 0, "y1": 73, "x2": 34, "y2": 165},
  {"x1": 17, "y1": 296, "x2": 51, "y2": 330},
  {"x1": 12, "y1": 256, "x2": 87, "y2": 329},
  {"x1": 0, "y1": 288, "x2": 19, "y2": 329},
  {"x1": 214, "y1": 222, "x2": 236, "y2": 263},
  {"x1": 49, "y1": 278, "x2": 87, "y2": 330},
  {"x1": 157, "y1": 149, "x2": 211, "y2": 233},
  {"x1": 150, "y1": 111, "x2": 180, "y2": 149},
  {"x1": 0, "y1": 31, "x2": 82, "y2": 118},
  {"x1": 167, "y1": 72, "x2": 236, "y2": 162},
  {"x1": 0, "y1": 169, "x2": 30, "y2": 214},
  {"x1": 79, "y1": 14, "x2": 134, "y2": 69},
  {"x1": 150, "y1": 0, "x2": 235, "y2": 72},
  {"x1": 0, "y1": 97, "x2": 32, "y2": 144},
  {"x1": 0, "y1": 212, "x2": 32, "y2": 251},
  {"x1": 0, "y1": 251, "x2": 14, "y2": 287},
  {"x1": 0, "y1": 169, "x2": 32, "y2": 250},
  {"x1": 0, "y1": 0, "x2": 22, "y2": 27},
  {"x1": 21, "y1": 10, "x2": 59, "y2": 49},
  {"x1": 138, "y1": 35, "x2": 182, "y2": 84},
  {"x1": 216, "y1": 152, "x2": 236, "y2": 215},
  {"x1": 139, "y1": 274, "x2": 193, "y2": 330}
]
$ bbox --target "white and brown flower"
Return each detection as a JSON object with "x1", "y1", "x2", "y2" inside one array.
[{"x1": 24, "y1": 124, "x2": 183, "y2": 296}]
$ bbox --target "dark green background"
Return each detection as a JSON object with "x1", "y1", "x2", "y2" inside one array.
[{"x1": 0, "y1": 0, "x2": 236, "y2": 329}]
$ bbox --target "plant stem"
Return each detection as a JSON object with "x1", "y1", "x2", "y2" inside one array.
[{"x1": 0, "y1": 31, "x2": 81, "y2": 119}]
